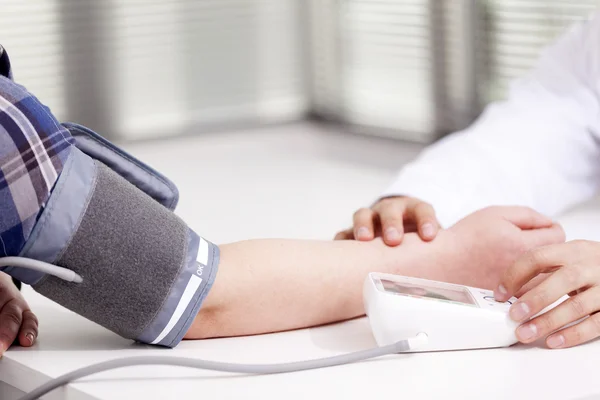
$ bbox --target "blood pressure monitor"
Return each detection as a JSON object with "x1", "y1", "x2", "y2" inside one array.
[{"x1": 363, "y1": 272, "x2": 520, "y2": 351}]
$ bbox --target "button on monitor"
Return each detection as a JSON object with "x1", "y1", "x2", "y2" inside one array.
[{"x1": 484, "y1": 295, "x2": 513, "y2": 305}]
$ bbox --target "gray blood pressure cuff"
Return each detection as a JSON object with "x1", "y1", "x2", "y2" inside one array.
[{"x1": 14, "y1": 123, "x2": 219, "y2": 347}]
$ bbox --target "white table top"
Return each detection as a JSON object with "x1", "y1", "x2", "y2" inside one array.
[{"x1": 3, "y1": 123, "x2": 600, "y2": 400}]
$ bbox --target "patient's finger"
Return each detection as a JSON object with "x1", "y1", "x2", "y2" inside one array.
[
  {"x1": 0, "y1": 299, "x2": 22, "y2": 356},
  {"x1": 17, "y1": 310, "x2": 38, "y2": 347}
]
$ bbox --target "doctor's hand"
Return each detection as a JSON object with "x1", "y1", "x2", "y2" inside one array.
[
  {"x1": 334, "y1": 196, "x2": 441, "y2": 246},
  {"x1": 0, "y1": 272, "x2": 37, "y2": 356},
  {"x1": 434, "y1": 206, "x2": 565, "y2": 291},
  {"x1": 495, "y1": 240, "x2": 600, "y2": 349}
]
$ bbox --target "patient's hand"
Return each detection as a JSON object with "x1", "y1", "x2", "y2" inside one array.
[
  {"x1": 0, "y1": 272, "x2": 38, "y2": 356},
  {"x1": 432, "y1": 206, "x2": 565, "y2": 290}
]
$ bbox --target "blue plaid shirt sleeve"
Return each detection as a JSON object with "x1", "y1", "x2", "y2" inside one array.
[{"x1": 0, "y1": 45, "x2": 74, "y2": 267}]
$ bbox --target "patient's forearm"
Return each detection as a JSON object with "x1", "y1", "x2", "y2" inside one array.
[{"x1": 185, "y1": 235, "x2": 442, "y2": 339}]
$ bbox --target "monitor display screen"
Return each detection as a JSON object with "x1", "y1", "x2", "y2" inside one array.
[{"x1": 380, "y1": 279, "x2": 476, "y2": 306}]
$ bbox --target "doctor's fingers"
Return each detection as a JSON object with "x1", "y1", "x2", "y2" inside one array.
[
  {"x1": 334, "y1": 228, "x2": 354, "y2": 241},
  {"x1": 520, "y1": 223, "x2": 566, "y2": 249},
  {"x1": 493, "y1": 206, "x2": 554, "y2": 230},
  {"x1": 495, "y1": 241, "x2": 585, "y2": 303},
  {"x1": 353, "y1": 208, "x2": 377, "y2": 241},
  {"x1": 514, "y1": 286, "x2": 600, "y2": 348},
  {"x1": 514, "y1": 273, "x2": 551, "y2": 297},
  {"x1": 402, "y1": 201, "x2": 439, "y2": 241},
  {"x1": 373, "y1": 201, "x2": 406, "y2": 246}
]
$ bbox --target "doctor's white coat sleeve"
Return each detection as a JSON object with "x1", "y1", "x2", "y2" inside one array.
[{"x1": 380, "y1": 12, "x2": 600, "y2": 228}]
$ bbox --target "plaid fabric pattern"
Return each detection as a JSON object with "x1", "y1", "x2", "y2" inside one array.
[{"x1": 0, "y1": 45, "x2": 73, "y2": 258}]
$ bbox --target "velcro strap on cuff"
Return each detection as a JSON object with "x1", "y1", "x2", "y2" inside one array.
[{"x1": 22, "y1": 148, "x2": 218, "y2": 347}]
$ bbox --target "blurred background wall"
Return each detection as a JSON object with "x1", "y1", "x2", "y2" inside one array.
[{"x1": 1, "y1": 0, "x2": 598, "y2": 143}]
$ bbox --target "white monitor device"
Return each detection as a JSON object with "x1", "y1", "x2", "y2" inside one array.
[{"x1": 363, "y1": 272, "x2": 520, "y2": 351}]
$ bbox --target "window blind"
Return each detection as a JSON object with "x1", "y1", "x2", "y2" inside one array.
[
  {"x1": 308, "y1": 0, "x2": 482, "y2": 142},
  {"x1": 481, "y1": 0, "x2": 599, "y2": 102},
  {"x1": 0, "y1": 0, "x2": 67, "y2": 120},
  {"x1": 338, "y1": 0, "x2": 439, "y2": 142},
  {"x1": 441, "y1": 0, "x2": 482, "y2": 133},
  {"x1": 0, "y1": 0, "x2": 308, "y2": 140},
  {"x1": 109, "y1": 0, "x2": 309, "y2": 140},
  {"x1": 2, "y1": 1, "x2": 599, "y2": 142},
  {"x1": 309, "y1": 0, "x2": 599, "y2": 142},
  {"x1": 307, "y1": 0, "x2": 342, "y2": 120},
  {"x1": 310, "y1": 0, "x2": 480, "y2": 142}
]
